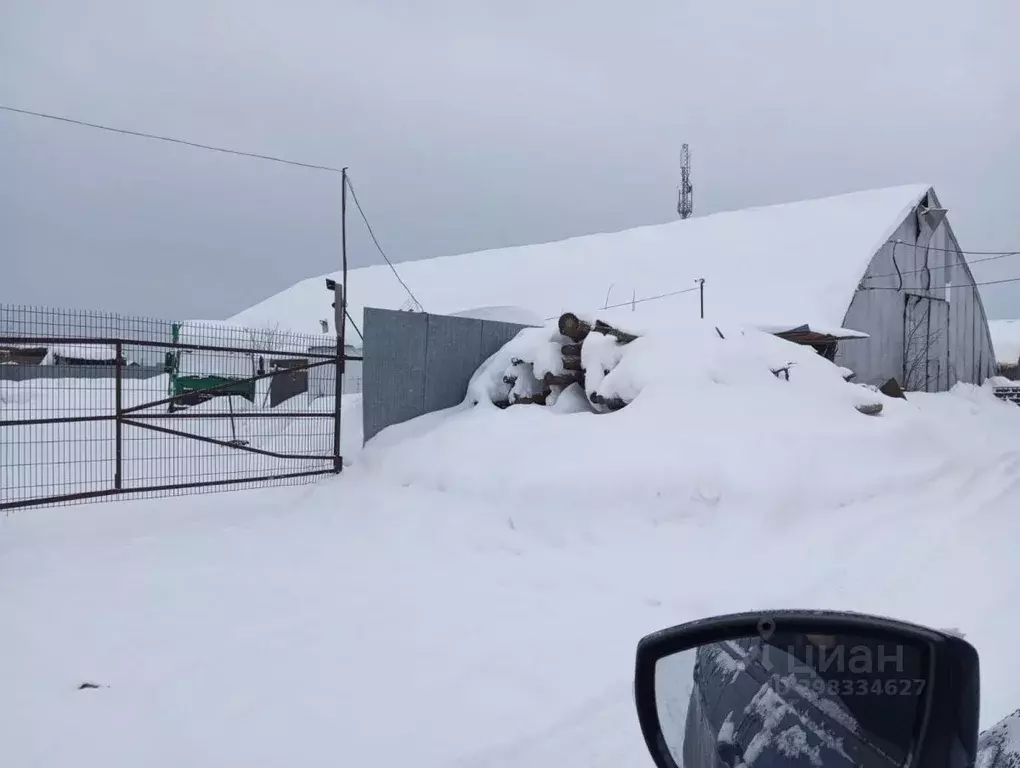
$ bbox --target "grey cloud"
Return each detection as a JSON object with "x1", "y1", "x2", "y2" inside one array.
[{"x1": 1, "y1": 0, "x2": 1018, "y2": 321}]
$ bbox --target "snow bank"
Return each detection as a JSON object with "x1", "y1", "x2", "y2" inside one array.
[
  {"x1": 357, "y1": 315, "x2": 1020, "y2": 549},
  {"x1": 369, "y1": 319, "x2": 892, "y2": 511}
]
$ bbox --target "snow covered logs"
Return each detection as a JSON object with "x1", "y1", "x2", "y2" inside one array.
[
  {"x1": 494, "y1": 313, "x2": 635, "y2": 412},
  {"x1": 491, "y1": 312, "x2": 884, "y2": 416}
]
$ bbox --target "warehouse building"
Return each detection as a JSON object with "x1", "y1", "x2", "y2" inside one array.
[{"x1": 231, "y1": 184, "x2": 996, "y2": 392}]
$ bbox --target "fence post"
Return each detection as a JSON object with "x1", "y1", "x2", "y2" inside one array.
[
  {"x1": 333, "y1": 283, "x2": 345, "y2": 474},
  {"x1": 114, "y1": 341, "x2": 123, "y2": 490}
]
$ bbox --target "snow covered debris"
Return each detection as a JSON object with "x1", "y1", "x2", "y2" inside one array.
[
  {"x1": 228, "y1": 185, "x2": 931, "y2": 338},
  {"x1": 469, "y1": 315, "x2": 883, "y2": 420}
]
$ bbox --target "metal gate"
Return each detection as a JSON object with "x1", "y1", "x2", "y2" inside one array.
[{"x1": 0, "y1": 308, "x2": 356, "y2": 511}]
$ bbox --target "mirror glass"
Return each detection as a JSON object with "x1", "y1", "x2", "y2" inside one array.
[{"x1": 653, "y1": 630, "x2": 929, "y2": 768}]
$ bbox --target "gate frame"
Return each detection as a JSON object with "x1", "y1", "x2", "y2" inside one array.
[{"x1": 0, "y1": 333, "x2": 362, "y2": 511}]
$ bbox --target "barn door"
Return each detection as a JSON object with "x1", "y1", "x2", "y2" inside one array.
[{"x1": 904, "y1": 293, "x2": 950, "y2": 392}]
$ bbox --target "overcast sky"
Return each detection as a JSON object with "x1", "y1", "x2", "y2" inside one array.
[{"x1": 2, "y1": 0, "x2": 1018, "y2": 322}]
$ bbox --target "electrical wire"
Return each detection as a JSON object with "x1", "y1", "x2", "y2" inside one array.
[
  {"x1": 0, "y1": 104, "x2": 346, "y2": 173},
  {"x1": 7, "y1": 104, "x2": 1019, "y2": 309},
  {"x1": 542, "y1": 285, "x2": 701, "y2": 320},
  {"x1": 864, "y1": 247, "x2": 1020, "y2": 282},
  {"x1": 1, "y1": 104, "x2": 425, "y2": 315},
  {"x1": 863, "y1": 274, "x2": 1020, "y2": 291},
  {"x1": 881, "y1": 238, "x2": 1019, "y2": 256},
  {"x1": 345, "y1": 309, "x2": 364, "y2": 343},
  {"x1": 344, "y1": 174, "x2": 424, "y2": 312},
  {"x1": 603, "y1": 285, "x2": 700, "y2": 310}
]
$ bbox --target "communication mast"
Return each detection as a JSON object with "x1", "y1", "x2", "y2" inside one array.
[{"x1": 677, "y1": 144, "x2": 694, "y2": 220}]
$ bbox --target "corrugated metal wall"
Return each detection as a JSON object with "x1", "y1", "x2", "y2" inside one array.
[
  {"x1": 362, "y1": 307, "x2": 531, "y2": 443},
  {"x1": 836, "y1": 189, "x2": 997, "y2": 391}
]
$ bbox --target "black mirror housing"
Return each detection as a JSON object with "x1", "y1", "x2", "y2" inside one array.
[{"x1": 634, "y1": 610, "x2": 979, "y2": 768}]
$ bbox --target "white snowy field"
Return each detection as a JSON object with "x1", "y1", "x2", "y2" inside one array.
[{"x1": 2, "y1": 321, "x2": 1020, "y2": 767}]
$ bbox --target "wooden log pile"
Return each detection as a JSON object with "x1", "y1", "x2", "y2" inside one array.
[
  {"x1": 493, "y1": 313, "x2": 638, "y2": 411},
  {"x1": 492, "y1": 311, "x2": 886, "y2": 417}
]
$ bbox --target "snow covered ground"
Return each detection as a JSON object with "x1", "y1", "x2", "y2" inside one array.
[{"x1": 2, "y1": 320, "x2": 1020, "y2": 767}]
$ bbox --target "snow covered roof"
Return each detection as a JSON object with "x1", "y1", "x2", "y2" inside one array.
[
  {"x1": 42, "y1": 344, "x2": 120, "y2": 362},
  {"x1": 448, "y1": 306, "x2": 547, "y2": 325},
  {"x1": 228, "y1": 184, "x2": 932, "y2": 338},
  {"x1": 989, "y1": 320, "x2": 1020, "y2": 366}
]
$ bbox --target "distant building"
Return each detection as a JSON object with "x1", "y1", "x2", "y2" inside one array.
[
  {"x1": 0, "y1": 343, "x2": 131, "y2": 366},
  {"x1": 229, "y1": 184, "x2": 997, "y2": 392},
  {"x1": 42, "y1": 344, "x2": 125, "y2": 366},
  {"x1": 0, "y1": 345, "x2": 48, "y2": 365}
]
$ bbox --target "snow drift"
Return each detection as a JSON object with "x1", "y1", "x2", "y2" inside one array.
[
  {"x1": 359, "y1": 318, "x2": 932, "y2": 515},
  {"x1": 4, "y1": 315, "x2": 1020, "y2": 768}
]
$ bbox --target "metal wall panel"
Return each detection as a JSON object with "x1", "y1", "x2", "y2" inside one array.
[
  {"x1": 362, "y1": 308, "x2": 429, "y2": 443},
  {"x1": 362, "y1": 308, "x2": 532, "y2": 444},
  {"x1": 422, "y1": 315, "x2": 484, "y2": 414},
  {"x1": 837, "y1": 194, "x2": 997, "y2": 391},
  {"x1": 480, "y1": 321, "x2": 528, "y2": 360}
]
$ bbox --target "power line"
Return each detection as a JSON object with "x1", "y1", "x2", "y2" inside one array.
[
  {"x1": 604, "y1": 285, "x2": 700, "y2": 310},
  {"x1": 0, "y1": 104, "x2": 346, "y2": 173},
  {"x1": 9, "y1": 103, "x2": 1019, "y2": 308},
  {"x1": 863, "y1": 274, "x2": 1020, "y2": 291},
  {"x1": 2, "y1": 104, "x2": 423, "y2": 314},
  {"x1": 884, "y1": 238, "x2": 1019, "y2": 256},
  {"x1": 344, "y1": 175, "x2": 424, "y2": 312},
  {"x1": 543, "y1": 285, "x2": 700, "y2": 320},
  {"x1": 864, "y1": 246, "x2": 1020, "y2": 282}
]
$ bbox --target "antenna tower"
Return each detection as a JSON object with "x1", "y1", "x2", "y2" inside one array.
[{"x1": 677, "y1": 144, "x2": 693, "y2": 219}]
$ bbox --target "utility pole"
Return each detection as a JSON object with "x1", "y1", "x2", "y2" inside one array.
[
  {"x1": 696, "y1": 278, "x2": 705, "y2": 319},
  {"x1": 677, "y1": 144, "x2": 694, "y2": 220},
  {"x1": 331, "y1": 167, "x2": 349, "y2": 473}
]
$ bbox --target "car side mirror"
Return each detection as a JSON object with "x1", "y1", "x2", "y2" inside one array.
[{"x1": 634, "y1": 611, "x2": 979, "y2": 768}]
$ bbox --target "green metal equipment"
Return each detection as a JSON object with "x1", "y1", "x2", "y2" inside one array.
[{"x1": 165, "y1": 322, "x2": 256, "y2": 412}]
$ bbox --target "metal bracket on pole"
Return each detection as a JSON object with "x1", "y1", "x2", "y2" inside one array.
[{"x1": 326, "y1": 277, "x2": 345, "y2": 472}]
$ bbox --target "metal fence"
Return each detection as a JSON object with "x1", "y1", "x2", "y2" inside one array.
[
  {"x1": 993, "y1": 386, "x2": 1020, "y2": 406},
  {"x1": 1, "y1": 304, "x2": 359, "y2": 511},
  {"x1": 361, "y1": 307, "x2": 532, "y2": 442}
]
